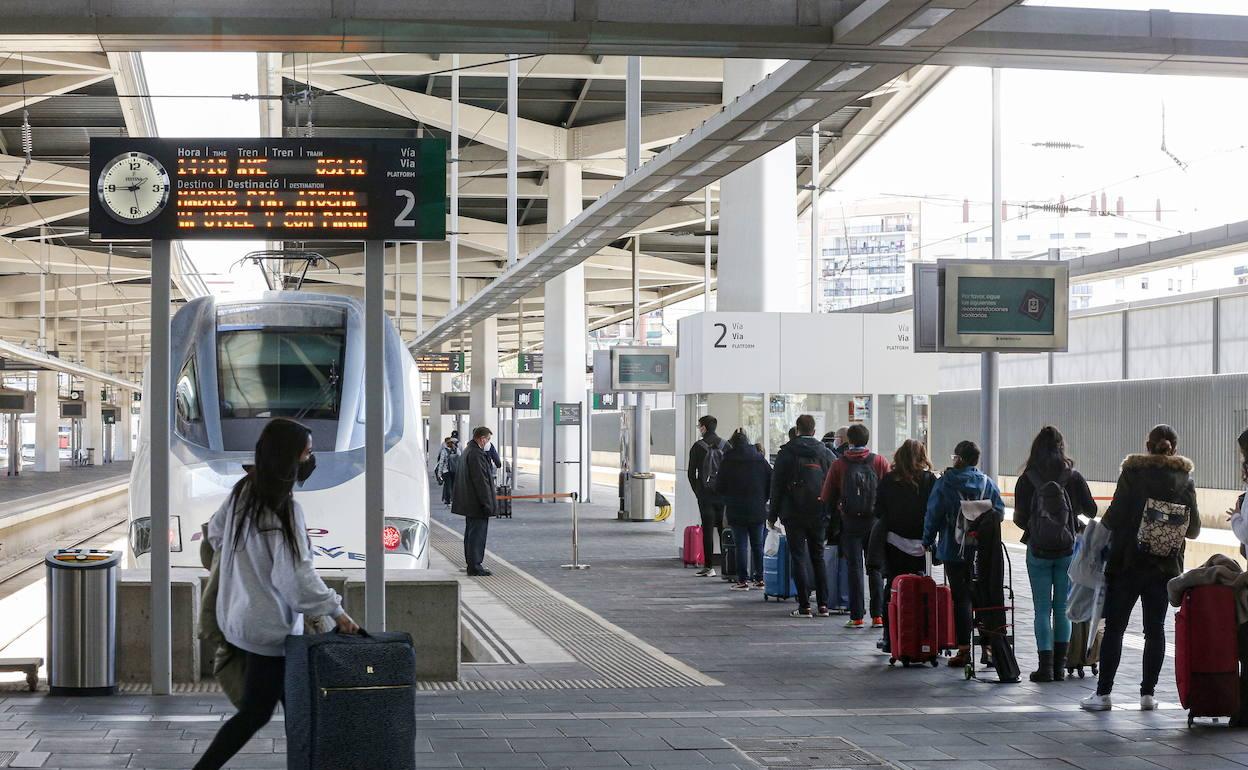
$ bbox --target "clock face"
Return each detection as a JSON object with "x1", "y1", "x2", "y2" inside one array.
[{"x1": 96, "y1": 152, "x2": 170, "y2": 225}]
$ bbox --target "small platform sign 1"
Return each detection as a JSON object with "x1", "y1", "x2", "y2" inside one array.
[
  {"x1": 554, "y1": 402, "x2": 582, "y2": 426},
  {"x1": 89, "y1": 137, "x2": 446, "y2": 242},
  {"x1": 518, "y1": 352, "x2": 543, "y2": 374}
]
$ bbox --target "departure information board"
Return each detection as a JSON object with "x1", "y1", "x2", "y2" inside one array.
[
  {"x1": 89, "y1": 138, "x2": 446, "y2": 241},
  {"x1": 414, "y1": 352, "x2": 465, "y2": 373}
]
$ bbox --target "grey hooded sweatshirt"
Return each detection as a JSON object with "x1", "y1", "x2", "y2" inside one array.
[{"x1": 207, "y1": 492, "x2": 344, "y2": 657}]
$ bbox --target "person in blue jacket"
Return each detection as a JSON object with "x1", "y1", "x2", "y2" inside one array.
[{"x1": 922, "y1": 440, "x2": 1005, "y2": 668}]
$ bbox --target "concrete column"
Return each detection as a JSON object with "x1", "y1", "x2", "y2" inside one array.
[
  {"x1": 33, "y1": 370, "x2": 59, "y2": 472},
  {"x1": 541, "y1": 162, "x2": 587, "y2": 501},
  {"x1": 85, "y1": 363, "x2": 104, "y2": 465},
  {"x1": 717, "y1": 59, "x2": 799, "y2": 313},
  {"x1": 427, "y1": 372, "x2": 446, "y2": 474},
  {"x1": 116, "y1": 396, "x2": 132, "y2": 462},
  {"x1": 469, "y1": 316, "x2": 498, "y2": 436}
]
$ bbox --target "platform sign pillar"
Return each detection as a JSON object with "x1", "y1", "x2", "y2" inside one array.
[
  {"x1": 365, "y1": 239, "x2": 386, "y2": 631},
  {"x1": 150, "y1": 239, "x2": 172, "y2": 696}
]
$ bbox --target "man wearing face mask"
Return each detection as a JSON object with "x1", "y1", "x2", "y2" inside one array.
[{"x1": 452, "y1": 427, "x2": 498, "y2": 576}]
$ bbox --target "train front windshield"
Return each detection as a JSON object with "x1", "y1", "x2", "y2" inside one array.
[{"x1": 218, "y1": 329, "x2": 346, "y2": 420}]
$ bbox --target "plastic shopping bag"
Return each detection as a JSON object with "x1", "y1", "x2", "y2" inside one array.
[{"x1": 764, "y1": 525, "x2": 782, "y2": 558}]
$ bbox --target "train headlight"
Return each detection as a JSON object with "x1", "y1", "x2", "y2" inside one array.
[
  {"x1": 129, "y1": 516, "x2": 183, "y2": 557},
  {"x1": 383, "y1": 517, "x2": 427, "y2": 560}
]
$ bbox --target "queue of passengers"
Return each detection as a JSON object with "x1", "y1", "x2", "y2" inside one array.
[{"x1": 689, "y1": 413, "x2": 1217, "y2": 712}]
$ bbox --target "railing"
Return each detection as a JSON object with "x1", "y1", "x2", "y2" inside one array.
[{"x1": 495, "y1": 491, "x2": 587, "y2": 570}]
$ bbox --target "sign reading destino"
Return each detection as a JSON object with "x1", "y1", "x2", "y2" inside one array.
[
  {"x1": 939, "y1": 260, "x2": 1069, "y2": 353},
  {"x1": 88, "y1": 137, "x2": 446, "y2": 241}
]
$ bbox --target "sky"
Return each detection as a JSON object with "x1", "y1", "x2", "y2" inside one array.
[{"x1": 141, "y1": 52, "x2": 268, "y2": 297}]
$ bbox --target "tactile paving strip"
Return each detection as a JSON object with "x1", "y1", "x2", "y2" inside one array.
[
  {"x1": 430, "y1": 523, "x2": 718, "y2": 690},
  {"x1": 727, "y1": 737, "x2": 896, "y2": 769},
  {"x1": 0, "y1": 752, "x2": 18, "y2": 768}
]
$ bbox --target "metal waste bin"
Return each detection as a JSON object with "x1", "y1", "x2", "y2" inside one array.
[
  {"x1": 45, "y1": 548, "x2": 120, "y2": 696},
  {"x1": 626, "y1": 473, "x2": 657, "y2": 521}
]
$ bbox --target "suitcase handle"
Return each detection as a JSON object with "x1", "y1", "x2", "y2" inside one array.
[{"x1": 332, "y1": 626, "x2": 370, "y2": 638}]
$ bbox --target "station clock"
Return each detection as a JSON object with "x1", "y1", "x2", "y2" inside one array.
[{"x1": 95, "y1": 152, "x2": 170, "y2": 224}]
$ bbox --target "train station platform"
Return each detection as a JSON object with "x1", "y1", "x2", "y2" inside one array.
[{"x1": 0, "y1": 471, "x2": 1237, "y2": 770}]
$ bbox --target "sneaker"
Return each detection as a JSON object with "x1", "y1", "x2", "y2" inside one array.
[
  {"x1": 1140, "y1": 694, "x2": 1157, "y2": 711},
  {"x1": 753, "y1": 580, "x2": 766, "y2": 589},
  {"x1": 730, "y1": 582, "x2": 751, "y2": 591},
  {"x1": 871, "y1": 616, "x2": 884, "y2": 629},
  {"x1": 845, "y1": 618, "x2": 865, "y2": 629},
  {"x1": 695, "y1": 567, "x2": 716, "y2": 577},
  {"x1": 791, "y1": 608, "x2": 814, "y2": 618},
  {"x1": 1080, "y1": 693, "x2": 1113, "y2": 712},
  {"x1": 816, "y1": 606, "x2": 830, "y2": 617}
]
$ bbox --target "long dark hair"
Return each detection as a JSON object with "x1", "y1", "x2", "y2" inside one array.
[
  {"x1": 228, "y1": 417, "x2": 310, "y2": 559},
  {"x1": 1147, "y1": 424, "x2": 1179, "y2": 456},
  {"x1": 1238, "y1": 428, "x2": 1248, "y2": 483},
  {"x1": 892, "y1": 439, "x2": 931, "y2": 489},
  {"x1": 1025, "y1": 425, "x2": 1073, "y2": 478}
]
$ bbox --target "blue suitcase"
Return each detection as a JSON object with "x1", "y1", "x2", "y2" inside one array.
[
  {"x1": 763, "y1": 534, "x2": 798, "y2": 601},
  {"x1": 285, "y1": 630, "x2": 417, "y2": 770},
  {"x1": 825, "y1": 545, "x2": 851, "y2": 612}
]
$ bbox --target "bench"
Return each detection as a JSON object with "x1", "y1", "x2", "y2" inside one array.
[{"x1": 0, "y1": 658, "x2": 41, "y2": 691}]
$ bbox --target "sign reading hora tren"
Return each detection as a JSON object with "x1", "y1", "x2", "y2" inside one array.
[{"x1": 88, "y1": 138, "x2": 447, "y2": 241}]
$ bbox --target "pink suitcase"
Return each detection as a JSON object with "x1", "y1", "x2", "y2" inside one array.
[{"x1": 683, "y1": 525, "x2": 704, "y2": 567}]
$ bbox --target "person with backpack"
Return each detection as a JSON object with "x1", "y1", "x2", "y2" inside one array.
[
  {"x1": 435, "y1": 436, "x2": 460, "y2": 506},
  {"x1": 770, "y1": 414, "x2": 836, "y2": 617},
  {"x1": 687, "y1": 415, "x2": 727, "y2": 578},
  {"x1": 820, "y1": 423, "x2": 891, "y2": 629},
  {"x1": 923, "y1": 440, "x2": 1005, "y2": 668},
  {"x1": 717, "y1": 428, "x2": 771, "y2": 590},
  {"x1": 1081, "y1": 424, "x2": 1200, "y2": 712},
  {"x1": 193, "y1": 418, "x2": 359, "y2": 770},
  {"x1": 1013, "y1": 426, "x2": 1098, "y2": 683},
  {"x1": 874, "y1": 439, "x2": 937, "y2": 651}
]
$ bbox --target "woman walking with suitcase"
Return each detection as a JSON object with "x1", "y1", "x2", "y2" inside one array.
[
  {"x1": 1081, "y1": 424, "x2": 1199, "y2": 712},
  {"x1": 1013, "y1": 426, "x2": 1097, "y2": 683},
  {"x1": 194, "y1": 418, "x2": 359, "y2": 770}
]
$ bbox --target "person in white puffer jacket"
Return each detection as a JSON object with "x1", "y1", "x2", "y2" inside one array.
[
  {"x1": 1228, "y1": 429, "x2": 1248, "y2": 548},
  {"x1": 194, "y1": 418, "x2": 359, "y2": 770}
]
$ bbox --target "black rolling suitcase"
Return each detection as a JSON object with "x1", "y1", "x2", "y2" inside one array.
[
  {"x1": 721, "y1": 528, "x2": 737, "y2": 581},
  {"x1": 285, "y1": 630, "x2": 417, "y2": 770},
  {"x1": 496, "y1": 485, "x2": 513, "y2": 518}
]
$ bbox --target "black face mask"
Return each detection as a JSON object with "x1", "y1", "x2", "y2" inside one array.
[{"x1": 296, "y1": 453, "x2": 317, "y2": 485}]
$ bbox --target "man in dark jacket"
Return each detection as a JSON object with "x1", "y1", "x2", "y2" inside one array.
[
  {"x1": 453, "y1": 426, "x2": 498, "y2": 576},
  {"x1": 769, "y1": 414, "x2": 835, "y2": 617},
  {"x1": 821, "y1": 423, "x2": 892, "y2": 629},
  {"x1": 687, "y1": 415, "x2": 726, "y2": 577}
]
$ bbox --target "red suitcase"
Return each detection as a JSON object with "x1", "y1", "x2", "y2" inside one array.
[
  {"x1": 683, "y1": 525, "x2": 705, "y2": 567},
  {"x1": 888, "y1": 574, "x2": 941, "y2": 667},
  {"x1": 1176, "y1": 584, "x2": 1239, "y2": 726},
  {"x1": 936, "y1": 585, "x2": 957, "y2": 652}
]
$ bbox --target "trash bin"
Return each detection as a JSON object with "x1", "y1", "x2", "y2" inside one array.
[
  {"x1": 45, "y1": 548, "x2": 120, "y2": 696},
  {"x1": 626, "y1": 473, "x2": 657, "y2": 521}
]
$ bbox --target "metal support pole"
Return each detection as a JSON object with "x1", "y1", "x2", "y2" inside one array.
[
  {"x1": 449, "y1": 54, "x2": 460, "y2": 309},
  {"x1": 415, "y1": 242, "x2": 424, "y2": 335},
  {"x1": 980, "y1": 68, "x2": 1002, "y2": 481},
  {"x1": 394, "y1": 242, "x2": 402, "y2": 334},
  {"x1": 703, "y1": 187, "x2": 712, "y2": 312},
  {"x1": 626, "y1": 57, "x2": 641, "y2": 175},
  {"x1": 149, "y1": 240, "x2": 172, "y2": 695},
  {"x1": 810, "y1": 123, "x2": 821, "y2": 313},
  {"x1": 364, "y1": 239, "x2": 387, "y2": 630},
  {"x1": 584, "y1": 388, "x2": 593, "y2": 504},
  {"x1": 506, "y1": 54, "x2": 519, "y2": 266},
  {"x1": 38, "y1": 227, "x2": 47, "y2": 352},
  {"x1": 561, "y1": 492, "x2": 589, "y2": 570}
]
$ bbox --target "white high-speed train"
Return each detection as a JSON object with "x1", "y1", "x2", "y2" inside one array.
[{"x1": 128, "y1": 292, "x2": 429, "y2": 569}]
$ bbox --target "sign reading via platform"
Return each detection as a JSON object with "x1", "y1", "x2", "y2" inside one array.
[
  {"x1": 88, "y1": 137, "x2": 447, "y2": 241},
  {"x1": 518, "y1": 352, "x2": 543, "y2": 374},
  {"x1": 414, "y1": 352, "x2": 464, "y2": 373},
  {"x1": 554, "y1": 402, "x2": 582, "y2": 426}
]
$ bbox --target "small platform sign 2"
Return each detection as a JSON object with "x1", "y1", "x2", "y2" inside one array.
[
  {"x1": 89, "y1": 137, "x2": 446, "y2": 242},
  {"x1": 554, "y1": 402, "x2": 582, "y2": 426}
]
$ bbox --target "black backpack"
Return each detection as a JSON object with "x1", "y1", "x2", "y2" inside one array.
[
  {"x1": 1026, "y1": 469, "x2": 1076, "y2": 557},
  {"x1": 698, "y1": 438, "x2": 725, "y2": 495},
  {"x1": 840, "y1": 454, "x2": 879, "y2": 518},
  {"x1": 787, "y1": 455, "x2": 826, "y2": 520}
]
